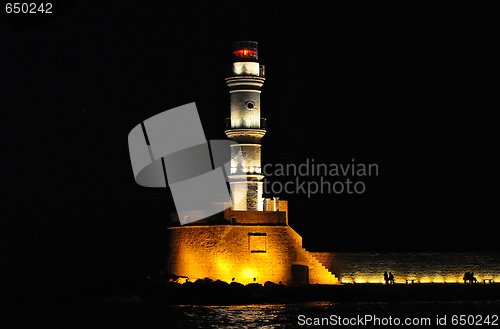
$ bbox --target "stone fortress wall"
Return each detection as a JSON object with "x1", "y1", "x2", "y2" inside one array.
[
  {"x1": 166, "y1": 218, "x2": 340, "y2": 285},
  {"x1": 310, "y1": 251, "x2": 500, "y2": 284}
]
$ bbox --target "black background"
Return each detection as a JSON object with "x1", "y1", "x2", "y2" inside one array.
[{"x1": 2, "y1": 1, "x2": 498, "y2": 293}]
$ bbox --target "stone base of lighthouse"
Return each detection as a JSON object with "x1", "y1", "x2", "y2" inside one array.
[{"x1": 166, "y1": 220, "x2": 340, "y2": 285}]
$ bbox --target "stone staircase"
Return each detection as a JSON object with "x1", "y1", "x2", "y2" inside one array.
[{"x1": 286, "y1": 226, "x2": 340, "y2": 285}]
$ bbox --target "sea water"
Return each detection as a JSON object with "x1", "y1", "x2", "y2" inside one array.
[{"x1": 171, "y1": 301, "x2": 500, "y2": 328}]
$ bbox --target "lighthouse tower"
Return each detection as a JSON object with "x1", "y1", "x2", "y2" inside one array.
[
  {"x1": 225, "y1": 41, "x2": 266, "y2": 211},
  {"x1": 166, "y1": 41, "x2": 340, "y2": 286}
]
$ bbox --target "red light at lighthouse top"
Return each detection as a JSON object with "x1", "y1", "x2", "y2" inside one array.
[
  {"x1": 232, "y1": 41, "x2": 258, "y2": 62},
  {"x1": 233, "y1": 48, "x2": 257, "y2": 59}
]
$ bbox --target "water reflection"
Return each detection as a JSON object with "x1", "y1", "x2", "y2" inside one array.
[
  {"x1": 174, "y1": 301, "x2": 500, "y2": 328},
  {"x1": 179, "y1": 304, "x2": 291, "y2": 328}
]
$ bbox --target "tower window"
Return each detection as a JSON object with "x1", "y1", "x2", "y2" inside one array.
[
  {"x1": 246, "y1": 101, "x2": 255, "y2": 109},
  {"x1": 248, "y1": 232, "x2": 267, "y2": 253}
]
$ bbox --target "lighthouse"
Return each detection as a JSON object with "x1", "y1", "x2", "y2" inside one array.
[
  {"x1": 225, "y1": 41, "x2": 266, "y2": 211},
  {"x1": 165, "y1": 42, "x2": 340, "y2": 285}
]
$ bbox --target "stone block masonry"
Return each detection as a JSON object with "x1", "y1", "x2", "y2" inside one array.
[
  {"x1": 166, "y1": 225, "x2": 340, "y2": 285},
  {"x1": 309, "y1": 252, "x2": 500, "y2": 284}
]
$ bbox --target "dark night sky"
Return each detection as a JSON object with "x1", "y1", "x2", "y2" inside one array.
[{"x1": 2, "y1": 1, "x2": 498, "y2": 291}]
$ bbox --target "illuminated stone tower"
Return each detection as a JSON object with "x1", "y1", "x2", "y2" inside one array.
[
  {"x1": 166, "y1": 42, "x2": 340, "y2": 285},
  {"x1": 225, "y1": 41, "x2": 266, "y2": 211}
]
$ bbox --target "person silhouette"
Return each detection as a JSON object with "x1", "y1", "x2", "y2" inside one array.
[
  {"x1": 384, "y1": 271, "x2": 389, "y2": 284},
  {"x1": 388, "y1": 272, "x2": 395, "y2": 284}
]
